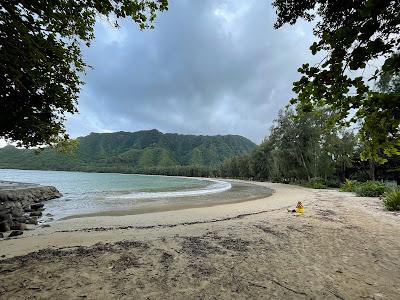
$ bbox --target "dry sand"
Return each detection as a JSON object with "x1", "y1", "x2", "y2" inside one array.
[{"x1": 0, "y1": 181, "x2": 399, "y2": 299}]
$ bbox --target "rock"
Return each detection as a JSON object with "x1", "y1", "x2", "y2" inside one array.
[
  {"x1": 0, "y1": 213, "x2": 12, "y2": 223},
  {"x1": 0, "y1": 232, "x2": 3, "y2": 238},
  {"x1": 31, "y1": 203, "x2": 44, "y2": 210},
  {"x1": 13, "y1": 216, "x2": 27, "y2": 223},
  {"x1": 26, "y1": 217, "x2": 38, "y2": 225},
  {"x1": 10, "y1": 223, "x2": 27, "y2": 230},
  {"x1": 0, "y1": 221, "x2": 10, "y2": 232},
  {"x1": 0, "y1": 206, "x2": 11, "y2": 215},
  {"x1": 40, "y1": 224, "x2": 51, "y2": 228},
  {"x1": 8, "y1": 230, "x2": 23, "y2": 237},
  {"x1": 30, "y1": 211, "x2": 42, "y2": 217},
  {"x1": 0, "y1": 183, "x2": 61, "y2": 232},
  {"x1": 10, "y1": 207, "x2": 23, "y2": 217}
]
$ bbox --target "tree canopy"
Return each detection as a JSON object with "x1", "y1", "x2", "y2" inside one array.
[
  {"x1": 272, "y1": 0, "x2": 400, "y2": 163},
  {"x1": 219, "y1": 108, "x2": 399, "y2": 184},
  {"x1": 0, "y1": 0, "x2": 168, "y2": 147}
]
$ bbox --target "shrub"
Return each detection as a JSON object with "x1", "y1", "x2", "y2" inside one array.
[
  {"x1": 340, "y1": 179, "x2": 358, "y2": 192},
  {"x1": 309, "y1": 182, "x2": 327, "y2": 189},
  {"x1": 354, "y1": 181, "x2": 387, "y2": 197},
  {"x1": 306, "y1": 178, "x2": 327, "y2": 189},
  {"x1": 326, "y1": 179, "x2": 341, "y2": 188},
  {"x1": 383, "y1": 188, "x2": 400, "y2": 211}
]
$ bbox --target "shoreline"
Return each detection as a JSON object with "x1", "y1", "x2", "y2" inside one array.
[
  {"x1": 0, "y1": 180, "x2": 306, "y2": 257},
  {"x1": 0, "y1": 180, "x2": 399, "y2": 299},
  {"x1": 61, "y1": 181, "x2": 273, "y2": 220}
]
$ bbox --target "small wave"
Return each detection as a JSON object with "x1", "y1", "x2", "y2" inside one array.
[{"x1": 111, "y1": 179, "x2": 231, "y2": 199}]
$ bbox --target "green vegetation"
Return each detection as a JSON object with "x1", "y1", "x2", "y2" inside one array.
[
  {"x1": 0, "y1": 129, "x2": 255, "y2": 176},
  {"x1": 340, "y1": 180, "x2": 388, "y2": 197},
  {"x1": 1, "y1": 0, "x2": 168, "y2": 147},
  {"x1": 340, "y1": 179, "x2": 359, "y2": 193},
  {"x1": 273, "y1": 0, "x2": 400, "y2": 162},
  {"x1": 305, "y1": 178, "x2": 327, "y2": 190},
  {"x1": 220, "y1": 108, "x2": 360, "y2": 183},
  {"x1": 383, "y1": 188, "x2": 400, "y2": 211},
  {"x1": 217, "y1": 108, "x2": 399, "y2": 203},
  {"x1": 354, "y1": 181, "x2": 387, "y2": 197}
]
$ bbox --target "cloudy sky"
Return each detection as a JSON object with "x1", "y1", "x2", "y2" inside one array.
[{"x1": 66, "y1": 0, "x2": 318, "y2": 144}]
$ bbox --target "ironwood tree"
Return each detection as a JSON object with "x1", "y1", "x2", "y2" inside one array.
[{"x1": 272, "y1": 0, "x2": 400, "y2": 163}]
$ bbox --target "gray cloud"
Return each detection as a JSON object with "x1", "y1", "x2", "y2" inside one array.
[{"x1": 66, "y1": 0, "x2": 318, "y2": 143}]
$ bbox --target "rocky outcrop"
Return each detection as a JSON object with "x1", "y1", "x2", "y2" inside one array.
[{"x1": 0, "y1": 181, "x2": 62, "y2": 233}]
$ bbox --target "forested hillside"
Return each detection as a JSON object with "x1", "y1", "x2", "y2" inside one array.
[{"x1": 0, "y1": 130, "x2": 256, "y2": 176}]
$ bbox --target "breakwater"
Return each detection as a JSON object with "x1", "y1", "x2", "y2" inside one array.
[{"x1": 0, "y1": 181, "x2": 61, "y2": 235}]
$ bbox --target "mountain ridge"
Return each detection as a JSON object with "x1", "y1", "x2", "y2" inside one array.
[{"x1": 0, "y1": 129, "x2": 256, "y2": 174}]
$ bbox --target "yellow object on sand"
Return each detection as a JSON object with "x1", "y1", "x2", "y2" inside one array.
[{"x1": 295, "y1": 201, "x2": 304, "y2": 213}]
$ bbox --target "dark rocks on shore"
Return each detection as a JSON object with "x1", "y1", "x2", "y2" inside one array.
[
  {"x1": 8, "y1": 230, "x2": 23, "y2": 237},
  {"x1": 0, "y1": 182, "x2": 61, "y2": 232},
  {"x1": 0, "y1": 232, "x2": 3, "y2": 238},
  {"x1": 1, "y1": 213, "x2": 12, "y2": 223},
  {"x1": 10, "y1": 223, "x2": 27, "y2": 231},
  {"x1": 0, "y1": 221, "x2": 10, "y2": 232},
  {"x1": 29, "y1": 211, "x2": 42, "y2": 217},
  {"x1": 13, "y1": 216, "x2": 27, "y2": 223},
  {"x1": 31, "y1": 203, "x2": 44, "y2": 210},
  {"x1": 26, "y1": 217, "x2": 38, "y2": 225}
]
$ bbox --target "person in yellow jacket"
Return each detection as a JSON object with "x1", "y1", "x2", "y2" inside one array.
[{"x1": 288, "y1": 201, "x2": 304, "y2": 213}]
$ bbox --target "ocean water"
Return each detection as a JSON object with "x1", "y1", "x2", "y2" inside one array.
[{"x1": 0, "y1": 169, "x2": 231, "y2": 220}]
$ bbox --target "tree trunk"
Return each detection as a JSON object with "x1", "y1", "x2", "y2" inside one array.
[
  {"x1": 368, "y1": 160, "x2": 375, "y2": 181},
  {"x1": 297, "y1": 146, "x2": 310, "y2": 181}
]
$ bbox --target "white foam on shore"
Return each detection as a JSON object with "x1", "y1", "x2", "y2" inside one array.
[{"x1": 112, "y1": 179, "x2": 232, "y2": 199}]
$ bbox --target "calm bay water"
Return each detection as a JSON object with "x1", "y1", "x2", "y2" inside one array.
[{"x1": 0, "y1": 169, "x2": 231, "y2": 220}]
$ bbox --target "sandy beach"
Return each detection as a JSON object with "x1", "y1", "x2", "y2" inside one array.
[{"x1": 0, "y1": 180, "x2": 399, "y2": 299}]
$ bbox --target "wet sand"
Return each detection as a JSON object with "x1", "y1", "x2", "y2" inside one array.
[
  {"x1": 64, "y1": 181, "x2": 273, "y2": 219},
  {"x1": 0, "y1": 181, "x2": 399, "y2": 299}
]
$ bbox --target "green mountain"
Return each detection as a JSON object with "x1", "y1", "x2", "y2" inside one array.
[{"x1": 0, "y1": 130, "x2": 256, "y2": 174}]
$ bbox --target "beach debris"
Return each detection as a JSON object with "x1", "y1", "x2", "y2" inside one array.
[
  {"x1": 115, "y1": 240, "x2": 149, "y2": 250},
  {"x1": 181, "y1": 236, "x2": 224, "y2": 257},
  {"x1": 219, "y1": 238, "x2": 250, "y2": 252},
  {"x1": 111, "y1": 253, "x2": 140, "y2": 272},
  {"x1": 8, "y1": 230, "x2": 23, "y2": 237},
  {"x1": 160, "y1": 252, "x2": 174, "y2": 269}
]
